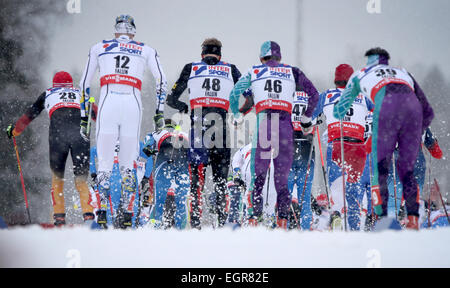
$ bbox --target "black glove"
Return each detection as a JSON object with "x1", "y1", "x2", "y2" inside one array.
[
  {"x1": 6, "y1": 124, "x2": 15, "y2": 139},
  {"x1": 179, "y1": 103, "x2": 189, "y2": 114},
  {"x1": 234, "y1": 177, "x2": 245, "y2": 187},
  {"x1": 90, "y1": 173, "x2": 97, "y2": 183},
  {"x1": 142, "y1": 145, "x2": 157, "y2": 157}
]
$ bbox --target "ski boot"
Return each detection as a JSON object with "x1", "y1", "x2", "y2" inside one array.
[
  {"x1": 96, "y1": 210, "x2": 108, "y2": 229},
  {"x1": 330, "y1": 211, "x2": 343, "y2": 231},
  {"x1": 53, "y1": 213, "x2": 66, "y2": 227},
  {"x1": 121, "y1": 212, "x2": 133, "y2": 229},
  {"x1": 248, "y1": 214, "x2": 263, "y2": 227},
  {"x1": 364, "y1": 214, "x2": 376, "y2": 231},
  {"x1": 406, "y1": 215, "x2": 419, "y2": 230},
  {"x1": 277, "y1": 218, "x2": 288, "y2": 230}
]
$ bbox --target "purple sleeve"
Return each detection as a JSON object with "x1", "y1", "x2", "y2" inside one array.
[
  {"x1": 293, "y1": 67, "x2": 319, "y2": 118},
  {"x1": 410, "y1": 74, "x2": 434, "y2": 131}
]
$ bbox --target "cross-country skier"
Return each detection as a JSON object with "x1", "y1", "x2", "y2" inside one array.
[
  {"x1": 166, "y1": 38, "x2": 244, "y2": 229},
  {"x1": 333, "y1": 47, "x2": 434, "y2": 230},
  {"x1": 230, "y1": 41, "x2": 319, "y2": 229},
  {"x1": 6, "y1": 71, "x2": 95, "y2": 226},
  {"x1": 314, "y1": 64, "x2": 374, "y2": 231},
  {"x1": 288, "y1": 91, "x2": 316, "y2": 230},
  {"x1": 142, "y1": 121, "x2": 190, "y2": 229},
  {"x1": 79, "y1": 14, "x2": 167, "y2": 227}
]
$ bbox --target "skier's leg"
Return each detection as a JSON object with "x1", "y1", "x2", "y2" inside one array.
[
  {"x1": 71, "y1": 136, "x2": 94, "y2": 220},
  {"x1": 188, "y1": 162, "x2": 206, "y2": 228},
  {"x1": 287, "y1": 161, "x2": 298, "y2": 228},
  {"x1": 95, "y1": 95, "x2": 118, "y2": 218},
  {"x1": 272, "y1": 113, "x2": 294, "y2": 222},
  {"x1": 396, "y1": 115, "x2": 422, "y2": 218},
  {"x1": 117, "y1": 96, "x2": 141, "y2": 217},
  {"x1": 153, "y1": 161, "x2": 170, "y2": 227},
  {"x1": 346, "y1": 182, "x2": 362, "y2": 230},
  {"x1": 297, "y1": 141, "x2": 314, "y2": 230},
  {"x1": 252, "y1": 112, "x2": 272, "y2": 220},
  {"x1": 49, "y1": 133, "x2": 70, "y2": 225},
  {"x1": 174, "y1": 164, "x2": 190, "y2": 229},
  {"x1": 210, "y1": 147, "x2": 231, "y2": 227}
]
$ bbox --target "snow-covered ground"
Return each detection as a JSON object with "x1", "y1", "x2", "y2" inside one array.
[{"x1": 1, "y1": 225, "x2": 449, "y2": 268}]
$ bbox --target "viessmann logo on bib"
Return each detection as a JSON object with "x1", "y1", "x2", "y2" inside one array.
[{"x1": 100, "y1": 74, "x2": 142, "y2": 90}]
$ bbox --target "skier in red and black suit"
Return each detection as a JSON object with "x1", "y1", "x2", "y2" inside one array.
[
  {"x1": 6, "y1": 71, "x2": 96, "y2": 226},
  {"x1": 166, "y1": 38, "x2": 247, "y2": 228}
]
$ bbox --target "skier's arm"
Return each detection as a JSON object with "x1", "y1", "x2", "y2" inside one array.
[
  {"x1": 333, "y1": 75, "x2": 361, "y2": 119},
  {"x1": 293, "y1": 67, "x2": 319, "y2": 118},
  {"x1": 79, "y1": 44, "x2": 99, "y2": 118},
  {"x1": 147, "y1": 48, "x2": 168, "y2": 113},
  {"x1": 230, "y1": 64, "x2": 242, "y2": 84},
  {"x1": 139, "y1": 142, "x2": 154, "y2": 178},
  {"x1": 166, "y1": 63, "x2": 192, "y2": 113},
  {"x1": 230, "y1": 72, "x2": 252, "y2": 117},
  {"x1": 424, "y1": 127, "x2": 443, "y2": 159},
  {"x1": 409, "y1": 73, "x2": 434, "y2": 132},
  {"x1": 312, "y1": 92, "x2": 326, "y2": 120},
  {"x1": 11, "y1": 92, "x2": 46, "y2": 137}
]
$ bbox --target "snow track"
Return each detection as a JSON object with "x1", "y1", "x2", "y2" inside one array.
[{"x1": 0, "y1": 225, "x2": 449, "y2": 267}]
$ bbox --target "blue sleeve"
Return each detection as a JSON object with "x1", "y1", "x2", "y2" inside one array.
[
  {"x1": 89, "y1": 146, "x2": 97, "y2": 175},
  {"x1": 312, "y1": 92, "x2": 326, "y2": 119},
  {"x1": 230, "y1": 72, "x2": 252, "y2": 117},
  {"x1": 365, "y1": 96, "x2": 374, "y2": 111}
]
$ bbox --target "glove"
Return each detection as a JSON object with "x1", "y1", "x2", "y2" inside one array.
[
  {"x1": 300, "y1": 115, "x2": 313, "y2": 134},
  {"x1": 154, "y1": 111, "x2": 164, "y2": 131},
  {"x1": 179, "y1": 103, "x2": 189, "y2": 114},
  {"x1": 6, "y1": 124, "x2": 15, "y2": 139},
  {"x1": 80, "y1": 117, "x2": 90, "y2": 142},
  {"x1": 90, "y1": 173, "x2": 97, "y2": 183},
  {"x1": 142, "y1": 145, "x2": 157, "y2": 157}
]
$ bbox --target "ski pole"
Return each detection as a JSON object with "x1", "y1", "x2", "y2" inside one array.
[
  {"x1": 12, "y1": 136, "x2": 31, "y2": 224},
  {"x1": 339, "y1": 120, "x2": 348, "y2": 231},
  {"x1": 316, "y1": 125, "x2": 331, "y2": 209},
  {"x1": 434, "y1": 178, "x2": 450, "y2": 224},
  {"x1": 392, "y1": 155, "x2": 398, "y2": 220}
]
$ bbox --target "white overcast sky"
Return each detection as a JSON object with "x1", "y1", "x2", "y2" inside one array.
[{"x1": 45, "y1": 0, "x2": 450, "y2": 92}]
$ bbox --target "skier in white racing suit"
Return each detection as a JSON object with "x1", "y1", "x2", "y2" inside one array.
[{"x1": 79, "y1": 14, "x2": 168, "y2": 227}]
